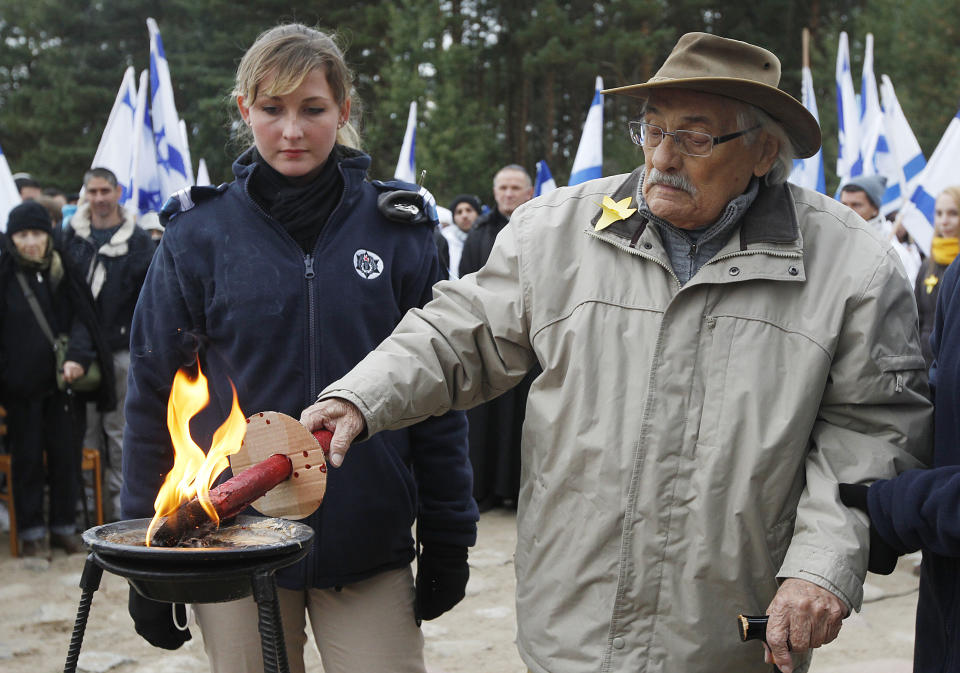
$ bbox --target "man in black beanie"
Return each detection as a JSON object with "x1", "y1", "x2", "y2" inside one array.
[{"x1": 439, "y1": 194, "x2": 482, "y2": 280}]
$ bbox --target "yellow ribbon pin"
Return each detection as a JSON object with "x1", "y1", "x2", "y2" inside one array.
[
  {"x1": 595, "y1": 196, "x2": 637, "y2": 231},
  {"x1": 924, "y1": 274, "x2": 939, "y2": 295}
]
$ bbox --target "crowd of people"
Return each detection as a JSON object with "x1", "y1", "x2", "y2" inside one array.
[{"x1": 2, "y1": 23, "x2": 960, "y2": 673}]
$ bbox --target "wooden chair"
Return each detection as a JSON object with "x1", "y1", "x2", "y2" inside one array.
[
  {"x1": 81, "y1": 447, "x2": 104, "y2": 528},
  {"x1": 0, "y1": 452, "x2": 16, "y2": 558}
]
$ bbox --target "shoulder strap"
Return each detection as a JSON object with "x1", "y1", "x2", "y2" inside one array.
[{"x1": 14, "y1": 271, "x2": 57, "y2": 347}]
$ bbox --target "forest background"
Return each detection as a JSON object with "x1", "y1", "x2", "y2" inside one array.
[{"x1": 1, "y1": 0, "x2": 957, "y2": 208}]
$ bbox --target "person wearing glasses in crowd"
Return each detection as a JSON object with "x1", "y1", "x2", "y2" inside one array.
[{"x1": 301, "y1": 33, "x2": 931, "y2": 673}]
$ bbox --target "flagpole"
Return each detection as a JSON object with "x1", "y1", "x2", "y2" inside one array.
[
  {"x1": 802, "y1": 28, "x2": 810, "y2": 70},
  {"x1": 788, "y1": 28, "x2": 826, "y2": 194}
]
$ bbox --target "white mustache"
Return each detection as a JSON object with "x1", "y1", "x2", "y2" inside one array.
[{"x1": 646, "y1": 168, "x2": 697, "y2": 196}]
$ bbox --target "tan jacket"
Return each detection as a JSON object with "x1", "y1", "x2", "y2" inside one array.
[{"x1": 321, "y1": 170, "x2": 932, "y2": 673}]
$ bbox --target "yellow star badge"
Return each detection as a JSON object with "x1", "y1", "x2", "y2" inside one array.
[{"x1": 594, "y1": 195, "x2": 637, "y2": 231}]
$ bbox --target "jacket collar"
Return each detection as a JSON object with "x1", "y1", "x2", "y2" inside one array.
[
  {"x1": 232, "y1": 144, "x2": 372, "y2": 185},
  {"x1": 70, "y1": 202, "x2": 139, "y2": 258},
  {"x1": 590, "y1": 167, "x2": 801, "y2": 250}
]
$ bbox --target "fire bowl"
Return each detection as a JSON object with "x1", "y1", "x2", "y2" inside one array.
[{"x1": 82, "y1": 516, "x2": 313, "y2": 603}]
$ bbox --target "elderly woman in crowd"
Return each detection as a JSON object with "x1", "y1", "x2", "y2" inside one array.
[{"x1": 0, "y1": 201, "x2": 113, "y2": 557}]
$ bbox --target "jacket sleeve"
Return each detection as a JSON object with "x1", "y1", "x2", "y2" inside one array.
[
  {"x1": 120, "y1": 233, "x2": 204, "y2": 520},
  {"x1": 65, "y1": 273, "x2": 99, "y2": 370},
  {"x1": 321, "y1": 216, "x2": 536, "y2": 439},
  {"x1": 777, "y1": 250, "x2": 933, "y2": 611},
  {"x1": 868, "y1": 467, "x2": 960, "y2": 556},
  {"x1": 65, "y1": 318, "x2": 96, "y2": 370}
]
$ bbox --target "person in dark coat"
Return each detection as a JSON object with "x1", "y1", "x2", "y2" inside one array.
[
  {"x1": 120, "y1": 23, "x2": 477, "y2": 672},
  {"x1": 840, "y1": 249, "x2": 960, "y2": 672},
  {"x1": 458, "y1": 165, "x2": 534, "y2": 510},
  {"x1": 0, "y1": 202, "x2": 114, "y2": 557},
  {"x1": 915, "y1": 185, "x2": 960, "y2": 367},
  {"x1": 62, "y1": 167, "x2": 154, "y2": 522},
  {"x1": 439, "y1": 194, "x2": 481, "y2": 280}
]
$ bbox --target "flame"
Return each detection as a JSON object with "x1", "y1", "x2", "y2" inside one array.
[{"x1": 146, "y1": 360, "x2": 247, "y2": 545}]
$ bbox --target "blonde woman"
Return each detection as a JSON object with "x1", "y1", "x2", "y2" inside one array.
[
  {"x1": 121, "y1": 24, "x2": 476, "y2": 673},
  {"x1": 915, "y1": 185, "x2": 960, "y2": 367}
]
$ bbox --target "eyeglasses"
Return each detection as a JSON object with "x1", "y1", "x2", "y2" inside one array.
[{"x1": 628, "y1": 121, "x2": 761, "y2": 157}]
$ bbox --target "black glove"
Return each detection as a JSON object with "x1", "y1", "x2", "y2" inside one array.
[
  {"x1": 128, "y1": 587, "x2": 192, "y2": 650},
  {"x1": 838, "y1": 483, "x2": 899, "y2": 575},
  {"x1": 415, "y1": 543, "x2": 469, "y2": 621}
]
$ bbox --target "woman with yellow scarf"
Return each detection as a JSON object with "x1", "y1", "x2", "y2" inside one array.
[{"x1": 916, "y1": 185, "x2": 960, "y2": 367}]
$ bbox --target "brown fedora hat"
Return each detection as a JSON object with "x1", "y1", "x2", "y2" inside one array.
[{"x1": 603, "y1": 32, "x2": 821, "y2": 159}]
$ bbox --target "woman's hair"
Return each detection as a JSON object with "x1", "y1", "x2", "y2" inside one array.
[
  {"x1": 935, "y1": 186, "x2": 960, "y2": 236},
  {"x1": 233, "y1": 24, "x2": 360, "y2": 148}
]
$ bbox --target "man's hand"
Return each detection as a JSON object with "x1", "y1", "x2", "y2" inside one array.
[
  {"x1": 62, "y1": 360, "x2": 85, "y2": 383},
  {"x1": 763, "y1": 578, "x2": 846, "y2": 673},
  {"x1": 299, "y1": 397, "x2": 365, "y2": 467}
]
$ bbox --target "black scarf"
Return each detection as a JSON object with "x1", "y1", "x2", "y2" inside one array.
[{"x1": 248, "y1": 146, "x2": 344, "y2": 254}]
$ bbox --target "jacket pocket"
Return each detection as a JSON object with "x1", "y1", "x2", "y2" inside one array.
[{"x1": 693, "y1": 315, "x2": 734, "y2": 449}]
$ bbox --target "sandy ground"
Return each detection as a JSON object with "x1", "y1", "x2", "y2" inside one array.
[{"x1": 0, "y1": 507, "x2": 919, "y2": 673}]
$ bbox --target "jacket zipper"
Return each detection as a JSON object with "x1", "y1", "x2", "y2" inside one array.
[
  {"x1": 304, "y1": 254, "x2": 318, "y2": 400},
  {"x1": 708, "y1": 248, "x2": 802, "y2": 264},
  {"x1": 586, "y1": 229, "x2": 682, "y2": 288},
  {"x1": 241, "y1": 162, "x2": 350, "y2": 590}
]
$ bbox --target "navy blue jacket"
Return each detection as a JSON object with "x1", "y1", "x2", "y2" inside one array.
[
  {"x1": 121, "y1": 147, "x2": 477, "y2": 590},
  {"x1": 869, "y1": 257, "x2": 960, "y2": 671}
]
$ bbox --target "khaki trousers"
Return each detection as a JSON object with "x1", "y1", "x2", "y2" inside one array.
[{"x1": 193, "y1": 566, "x2": 426, "y2": 673}]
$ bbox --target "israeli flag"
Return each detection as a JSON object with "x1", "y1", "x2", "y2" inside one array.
[
  {"x1": 131, "y1": 70, "x2": 163, "y2": 215},
  {"x1": 0, "y1": 141, "x2": 21, "y2": 229},
  {"x1": 196, "y1": 158, "x2": 211, "y2": 187},
  {"x1": 148, "y1": 18, "x2": 193, "y2": 201},
  {"x1": 534, "y1": 160, "x2": 557, "y2": 196},
  {"x1": 856, "y1": 34, "x2": 882, "y2": 178},
  {"x1": 901, "y1": 107, "x2": 960, "y2": 254},
  {"x1": 569, "y1": 76, "x2": 604, "y2": 185},
  {"x1": 788, "y1": 65, "x2": 826, "y2": 193},
  {"x1": 877, "y1": 75, "x2": 926, "y2": 216},
  {"x1": 835, "y1": 32, "x2": 862, "y2": 186},
  {"x1": 91, "y1": 67, "x2": 138, "y2": 205},
  {"x1": 394, "y1": 102, "x2": 417, "y2": 184}
]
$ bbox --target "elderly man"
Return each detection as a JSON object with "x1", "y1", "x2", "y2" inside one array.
[
  {"x1": 459, "y1": 164, "x2": 533, "y2": 278},
  {"x1": 302, "y1": 34, "x2": 931, "y2": 673},
  {"x1": 459, "y1": 165, "x2": 535, "y2": 510}
]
